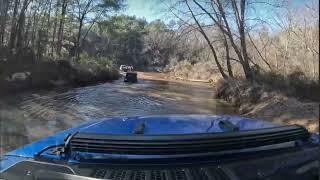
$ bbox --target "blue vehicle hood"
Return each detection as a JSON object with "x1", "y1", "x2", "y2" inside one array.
[
  {"x1": 4, "y1": 115, "x2": 278, "y2": 159},
  {"x1": 2, "y1": 115, "x2": 319, "y2": 179},
  {"x1": 77, "y1": 115, "x2": 277, "y2": 135}
]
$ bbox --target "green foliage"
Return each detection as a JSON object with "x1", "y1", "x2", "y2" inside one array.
[
  {"x1": 145, "y1": 20, "x2": 166, "y2": 31},
  {"x1": 99, "y1": 15, "x2": 147, "y2": 36},
  {"x1": 96, "y1": 15, "x2": 148, "y2": 66},
  {"x1": 99, "y1": 0, "x2": 125, "y2": 11},
  {"x1": 77, "y1": 52, "x2": 114, "y2": 71}
]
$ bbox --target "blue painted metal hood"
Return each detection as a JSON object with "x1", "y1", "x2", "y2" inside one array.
[
  {"x1": 78, "y1": 115, "x2": 277, "y2": 135},
  {"x1": 1, "y1": 115, "x2": 319, "y2": 179},
  {"x1": 4, "y1": 115, "x2": 278, "y2": 159},
  {"x1": 2, "y1": 115, "x2": 319, "y2": 173}
]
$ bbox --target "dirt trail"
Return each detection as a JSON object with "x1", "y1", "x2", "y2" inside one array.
[
  {"x1": 138, "y1": 72, "x2": 168, "y2": 81},
  {"x1": 138, "y1": 71, "x2": 211, "y2": 84}
]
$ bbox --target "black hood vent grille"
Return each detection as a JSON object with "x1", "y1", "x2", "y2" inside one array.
[
  {"x1": 92, "y1": 167, "x2": 230, "y2": 180},
  {"x1": 69, "y1": 125, "x2": 309, "y2": 156}
]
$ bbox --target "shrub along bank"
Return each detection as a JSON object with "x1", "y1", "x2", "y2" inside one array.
[
  {"x1": 215, "y1": 78, "x2": 319, "y2": 133},
  {"x1": 0, "y1": 48, "x2": 119, "y2": 95},
  {"x1": 165, "y1": 61, "x2": 319, "y2": 133}
]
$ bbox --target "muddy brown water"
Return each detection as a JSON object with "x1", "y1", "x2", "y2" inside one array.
[{"x1": 0, "y1": 79, "x2": 234, "y2": 153}]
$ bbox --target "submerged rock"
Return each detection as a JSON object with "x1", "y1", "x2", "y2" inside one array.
[
  {"x1": 5, "y1": 71, "x2": 31, "y2": 82},
  {"x1": 49, "y1": 79, "x2": 69, "y2": 86}
]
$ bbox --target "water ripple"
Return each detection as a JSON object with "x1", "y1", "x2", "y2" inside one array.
[{"x1": 0, "y1": 80, "x2": 234, "y2": 152}]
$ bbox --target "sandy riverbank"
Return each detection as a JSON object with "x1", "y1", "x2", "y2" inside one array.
[{"x1": 163, "y1": 72, "x2": 319, "y2": 133}]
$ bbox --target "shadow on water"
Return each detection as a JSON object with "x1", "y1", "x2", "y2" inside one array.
[{"x1": 0, "y1": 79, "x2": 234, "y2": 153}]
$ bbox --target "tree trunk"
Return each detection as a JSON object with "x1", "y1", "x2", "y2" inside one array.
[
  {"x1": 17, "y1": 0, "x2": 32, "y2": 49},
  {"x1": 248, "y1": 32, "x2": 272, "y2": 70},
  {"x1": 16, "y1": 0, "x2": 30, "y2": 49},
  {"x1": 31, "y1": 12, "x2": 38, "y2": 49},
  {"x1": 186, "y1": 0, "x2": 228, "y2": 79},
  {"x1": 57, "y1": 0, "x2": 67, "y2": 56},
  {"x1": 193, "y1": 0, "x2": 234, "y2": 78},
  {"x1": 214, "y1": 0, "x2": 253, "y2": 80},
  {"x1": 45, "y1": 0, "x2": 53, "y2": 56},
  {"x1": 193, "y1": 0, "x2": 233, "y2": 77},
  {"x1": 223, "y1": 33, "x2": 233, "y2": 77},
  {"x1": 75, "y1": 19, "x2": 84, "y2": 58},
  {"x1": 0, "y1": 0, "x2": 9, "y2": 46},
  {"x1": 74, "y1": 0, "x2": 94, "y2": 58},
  {"x1": 237, "y1": 0, "x2": 253, "y2": 80},
  {"x1": 37, "y1": 29, "x2": 45, "y2": 60},
  {"x1": 23, "y1": 16, "x2": 32, "y2": 47},
  {"x1": 16, "y1": 12, "x2": 26, "y2": 49},
  {"x1": 51, "y1": 0, "x2": 60, "y2": 56},
  {"x1": 9, "y1": 0, "x2": 20, "y2": 50}
]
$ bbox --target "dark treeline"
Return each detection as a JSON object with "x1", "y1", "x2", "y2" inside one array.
[
  {"x1": 2, "y1": 0, "x2": 317, "y2": 75},
  {"x1": 0, "y1": 0, "x2": 132, "y2": 92},
  {"x1": 0, "y1": 0, "x2": 123, "y2": 59},
  {"x1": 0, "y1": 0, "x2": 187, "y2": 93},
  {"x1": 0, "y1": 0, "x2": 179, "y2": 69},
  {"x1": 0, "y1": 0, "x2": 319, "y2": 99}
]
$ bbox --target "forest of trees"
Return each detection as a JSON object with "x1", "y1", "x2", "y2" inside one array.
[
  {"x1": 161, "y1": 0, "x2": 319, "y2": 81},
  {"x1": 0, "y1": 0, "x2": 319, "y2": 97},
  {"x1": 0, "y1": 0, "x2": 124, "y2": 59},
  {"x1": 0, "y1": 0, "x2": 176, "y2": 69}
]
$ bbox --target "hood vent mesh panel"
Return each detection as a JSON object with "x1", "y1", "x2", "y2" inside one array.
[{"x1": 92, "y1": 167, "x2": 229, "y2": 180}]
